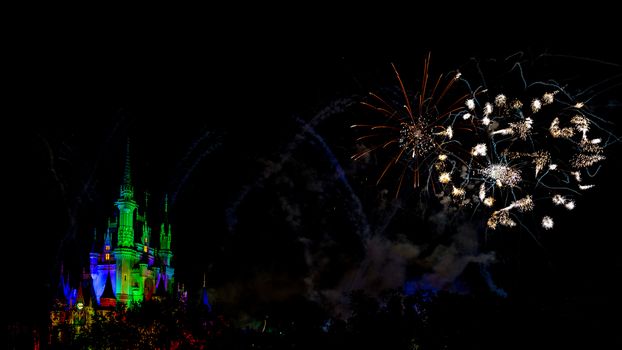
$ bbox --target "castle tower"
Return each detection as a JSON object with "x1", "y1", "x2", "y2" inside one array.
[
  {"x1": 158, "y1": 194, "x2": 175, "y2": 292},
  {"x1": 113, "y1": 140, "x2": 138, "y2": 304}
]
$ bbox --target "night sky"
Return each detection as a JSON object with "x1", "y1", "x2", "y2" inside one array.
[{"x1": 7, "y1": 30, "x2": 622, "y2": 346}]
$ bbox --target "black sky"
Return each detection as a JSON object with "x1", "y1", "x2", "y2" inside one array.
[{"x1": 6, "y1": 27, "x2": 622, "y2": 347}]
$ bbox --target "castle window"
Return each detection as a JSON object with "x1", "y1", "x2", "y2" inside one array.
[
  {"x1": 105, "y1": 245, "x2": 110, "y2": 251},
  {"x1": 105, "y1": 253, "x2": 110, "y2": 261},
  {"x1": 143, "y1": 245, "x2": 148, "y2": 253}
]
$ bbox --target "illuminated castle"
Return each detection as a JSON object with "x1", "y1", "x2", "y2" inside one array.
[
  {"x1": 52, "y1": 141, "x2": 176, "y2": 313},
  {"x1": 89, "y1": 141, "x2": 175, "y2": 306},
  {"x1": 48, "y1": 142, "x2": 214, "y2": 346}
]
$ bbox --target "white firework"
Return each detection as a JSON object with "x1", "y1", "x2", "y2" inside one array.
[{"x1": 542, "y1": 216, "x2": 554, "y2": 229}]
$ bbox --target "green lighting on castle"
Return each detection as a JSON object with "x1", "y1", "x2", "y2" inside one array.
[
  {"x1": 88, "y1": 139, "x2": 175, "y2": 306},
  {"x1": 49, "y1": 139, "x2": 213, "y2": 346}
]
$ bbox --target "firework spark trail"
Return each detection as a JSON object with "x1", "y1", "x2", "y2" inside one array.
[
  {"x1": 299, "y1": 119, "x2": 371, "y2": 238},
  {"x1": 537, "y1": 53, "x2": 622, "y2": 68},
  {"x1": 299, "y1": 119, "x2": 384, "y2": 299},
  {"x1": 47, "y1": 116, "x2": 127, "y2": 271},
  {"x1": 220, "y1": 98, "x2": 388, "y2": 311},
  {"x1": 171, "y1": 131, "x2": 223, "y2": 205},
  {"x1": 176, "y1": 128, "x2": 219, "y2": 169},
  {"x1": 226, "y1": 98, "x2": 355, "y2": 232},
  {"x1": 299, "y1": 120, "x2": 418, "y2": 308}
]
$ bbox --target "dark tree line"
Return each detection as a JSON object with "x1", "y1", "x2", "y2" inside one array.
[{"x1": 44, "y1": 285, "x2": 615, "y2": 349}]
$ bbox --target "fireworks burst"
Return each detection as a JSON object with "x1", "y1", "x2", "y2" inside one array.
[
  {"x1": 352, "y1": 54, "x2": 616, "y2": 231},
  {"x1": 351, "y1": 53, "x2": 472, "y2": 197},
  {"x1": 454, "y1": 87, "x2": 612, "y2": 230}
]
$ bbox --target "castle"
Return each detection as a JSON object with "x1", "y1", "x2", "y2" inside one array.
[
  {"x1": 89, "y1": 141, "x2": 174, "y2": 307},
  {"x1": 49, "y1": 141, "x2": 186, "y2": 340}
]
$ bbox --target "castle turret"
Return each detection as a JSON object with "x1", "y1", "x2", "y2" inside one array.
[
  {"x1": 113, "y1": 140, "x2": 138, "y2": 304},
  {"x1": 201, "y1": 273, "x2": 212, "y2": 312},
  {"x1": 116, "y1": 140, "x2": 137, "y2": 247},
  {"x1": 159, "y1": 194, "x2": 171, "y2": 253},
  {"x1": 89, "y1": 228, "x2": 100, "y2": 283},
  {"x1": 158, "y1": 194, "x2": 175, "y2": 292},
  {"x1": 141, "y1": 191, "x2": 151, "y2": 253}
]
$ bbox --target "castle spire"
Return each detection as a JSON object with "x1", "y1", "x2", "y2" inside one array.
[
  {"x1": 160, "y1": 195, "x2": 172, "y2": 253},
  {"x1": 116, "y1": 137, "x2": 138, "y2": 250},
  {"x1": 114, "y1": 139, "x2": 139, "y2": 304},
  {"x1": 144, "y1": 191, "x2": 150, "y2": 217},
  {"x1": 201, "y1": 272, "x2": 212, "y2": 311},
  {"x1": 159, "y1": 194, "x2": 173, "y2": 273},
  {"x1": 120, "y1": 139, "x2": 134, "y2": 200},
  {"x1": 123, "y1": 138, "x2": 132, "y2": 188},
  {"x1": 142, "y1": 191, "x2": 151, "y2": 252},
  {"x1": 91, "y1": 228, "x2": 97, "y2": 253}
]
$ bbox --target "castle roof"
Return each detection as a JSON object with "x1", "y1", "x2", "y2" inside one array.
[{"x1": 101, "y1": 271, "x2": 116, "y2": 300}]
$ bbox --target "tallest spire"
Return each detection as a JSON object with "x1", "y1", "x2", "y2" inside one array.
[
  {"x1": 120, "y1": 138, "x2": 134, "y2": 200},
  {"x1": 123, "y1": 138, "x2": 132, "y2": 188}
]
